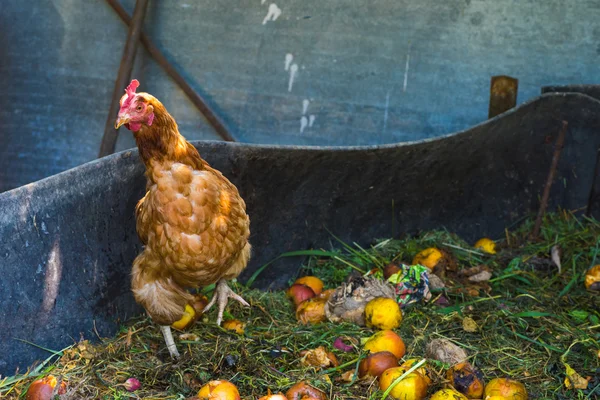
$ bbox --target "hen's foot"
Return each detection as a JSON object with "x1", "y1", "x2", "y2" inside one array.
[
  {"x1": 160, "y1": 325, "x2": 180, "y2": 358},
  {"x1": 203, "y1": 279, "x2": 250, "y2": 325}
]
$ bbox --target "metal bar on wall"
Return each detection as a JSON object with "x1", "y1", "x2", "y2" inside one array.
[
  {"x1": 105, "y1": 0, "x2": 236, "y2": 145},
  {"x1": 99, "y1": 0, "x2": 150, "y2": 158}
]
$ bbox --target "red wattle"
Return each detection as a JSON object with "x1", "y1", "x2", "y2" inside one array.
[{"x1": 128, "y1": 122, "x2": 142, "y2": 132}]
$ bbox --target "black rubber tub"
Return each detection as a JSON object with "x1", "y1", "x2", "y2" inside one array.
[{"x1": 2, "y1": 90, "x2": 600, "y2": 376}]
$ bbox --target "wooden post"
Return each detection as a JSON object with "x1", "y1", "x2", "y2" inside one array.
[
  {"x1": 98, "y1": 0, "x2": 149, "y2": 158},
  {"x1": 488, "y1": 76, "x2": 518, "y2": 119},
  {"x1": 531, "y1": 121, "x2": 569, "y2": 240}
]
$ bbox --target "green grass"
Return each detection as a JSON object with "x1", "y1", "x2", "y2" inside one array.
[{"x1": 1, "y1": 211, "x2": 599, "y2": 399}]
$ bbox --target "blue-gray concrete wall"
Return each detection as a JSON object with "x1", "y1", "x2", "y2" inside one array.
[{"x1": 1, "y1": 0, "x2": 599, "y2": 192}]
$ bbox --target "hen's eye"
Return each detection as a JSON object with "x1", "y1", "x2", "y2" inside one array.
[{"x1": 136, "y1": 105, "x2": 143, "y2": 111}]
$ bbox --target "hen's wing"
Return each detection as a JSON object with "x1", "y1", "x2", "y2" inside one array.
[
  {"x1": 144, "y1": 161, "x2": 250, "y2": 286},
  {"x1": 135, "y1": 194, "x2": 151, "y2": 245}
]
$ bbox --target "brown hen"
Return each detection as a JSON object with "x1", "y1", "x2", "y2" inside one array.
[{"x1": 114, "y1": 80, "x2": 251, "y2": 357}]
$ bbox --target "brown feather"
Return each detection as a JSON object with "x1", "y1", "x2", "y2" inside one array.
[{"x1": 130, "y1": 94, "x2": 251, "y2": 325}]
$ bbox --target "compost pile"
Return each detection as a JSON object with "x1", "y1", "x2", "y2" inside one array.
[{"x1": 1, "y1": 212, "x2": 599, "y2": 399}]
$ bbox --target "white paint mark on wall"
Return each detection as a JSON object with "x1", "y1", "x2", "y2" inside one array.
[
  {"x1": 288, "y1": 63, "x2": 298, "y2": 92},
  {"x1": 262, "y1": 3, "x2": 282, "y2": 25},
  {"x1": 285, "y1": 53, "x2": 293, "y2": 71},
  {"x1": 300, "y1": 99, "x2": 316, "y2": 131},
  {"x1": 300, "y1": 99, "x2": 311, "y2": 132},
  {"x1": 300, "y1": 116, "x2": 309, "y2": 133},
  {"x1": 403, "y1": 52, "x2": 411, "y2": 92},
  {"x1": 41, "y1": 221, "x2": 48, "y2": 235},
  {"x1": 383, "y1": 90, "x2": 391, "y2": 132},
  {"x1": 261, "y1": 0, "x2": 266, "y2": 3}
]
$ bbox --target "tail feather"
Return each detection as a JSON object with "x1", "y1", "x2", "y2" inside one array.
[{"x1": 131, "y1": 250, "x2": 193, "y2": 325}]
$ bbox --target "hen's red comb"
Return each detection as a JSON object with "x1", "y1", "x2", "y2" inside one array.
[{"x1": 122, "y1": 79, "x2": 140, "y2": 109}]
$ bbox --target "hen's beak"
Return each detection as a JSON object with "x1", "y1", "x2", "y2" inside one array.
[{"x1": 114, "y1": 115, "x2": 130, "y2": 129}]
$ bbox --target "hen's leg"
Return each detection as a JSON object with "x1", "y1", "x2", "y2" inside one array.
[
  {"x1": 160, "y1": 325, "x2": 180, "y2": 358},
  {"x1": 203, "y1": 279, "x2": 250, "y2": 325}
]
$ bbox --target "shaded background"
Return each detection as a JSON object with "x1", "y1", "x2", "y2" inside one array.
[{"x1": 1, "y1": 0, "x2": 599, "y2": 193}]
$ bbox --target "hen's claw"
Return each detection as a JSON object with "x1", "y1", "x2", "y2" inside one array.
[{"x1": 204, "y1": 279, "x2": 250, "y2": 325}]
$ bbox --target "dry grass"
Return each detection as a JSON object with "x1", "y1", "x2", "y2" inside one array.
[{"x1": 1, "y1": 211, "x2": 599, "y2": 399}]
